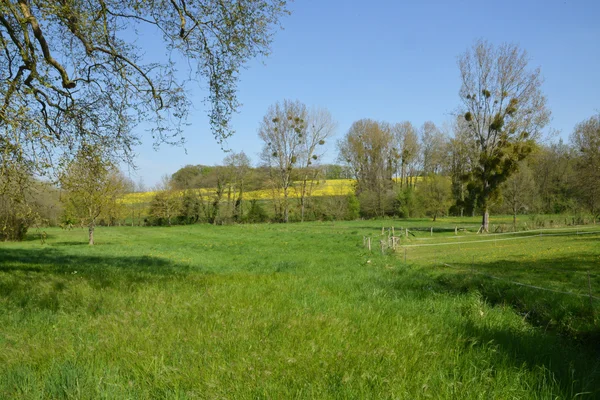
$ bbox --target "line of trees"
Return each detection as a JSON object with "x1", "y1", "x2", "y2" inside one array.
[
  {"x1": 3, "y1": 36, "x2": 599, "y2": 240},
  {"x1": 2, "y1": 109, "x2": 597, "y2": 238},
  {"x1": 140, "y1": 108, "x2": 598, "y2": 227}
]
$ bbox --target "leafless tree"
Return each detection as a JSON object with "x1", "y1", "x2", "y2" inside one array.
[
  {"x1": 259, "y1": 100, "x2": 307, "y2": 222},
  {"x1": 297, "y1": 107, "x2": 336, "y2": 222}
]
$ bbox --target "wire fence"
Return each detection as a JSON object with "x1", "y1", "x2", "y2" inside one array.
[
  {"x1": 439, "y1": 262, "x2": 600, "y2": 302},
  {"x1": 361, "y1": 226, "x2": 600, "y2": 310}
]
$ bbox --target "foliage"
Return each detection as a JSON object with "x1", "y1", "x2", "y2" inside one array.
[
  {"x1": 346, "y1": 193, "x2": 360, "y2": 220},
  {"x1": 58, "y1": 145, "x2": 126, "y2": 244},
  {"x1": 177, "y1": 190, "x2": 202, "y2": 225},
  {"x1": 171, "y1": 165, "x2": 214, "y2": 190},
  {"x1": 571, "y1": 113, "x2": 600, "y2": 219},
  {"x1": 147, "y1": 177, "x2": 181, "y2": 226},
  {"x1": 396, "y1": 186, "x2": 419, "y2": 218},
  {"x1": 530, "y1": 141, "x2": 577, "y2": 214},
  {"x1": 0, "y1": 168, "x2": 35, "y2": 241},
  {"x1": 417, "y1": 174, "x2": 452, "y2": 221},
  {"x1": 0, "y1": 0, "x2": 289, "y2": 181},
  {"x1": 245, "y1": 199, "x2": 269, "y2": 223}
]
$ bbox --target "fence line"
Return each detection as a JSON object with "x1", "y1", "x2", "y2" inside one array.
[
  {"x1": 400, "y1": 229, "x2": 600, "y2": 248},
  {"x1": 441, "y1": 262, "x2": 600, "y2": 302},
  {"x1": 411, "y1": 224, "x2": 598, "y2": 241}
]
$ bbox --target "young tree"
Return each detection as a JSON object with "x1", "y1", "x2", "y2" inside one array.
[
  {"x1": 0, "y1": 166, "x2": 36, "y2": 241},
  {"x1": 418, "y1": 174, "x2": 452, "y2": 221},
  {"x1": 259, "y1": 100, "x2": 308, "y2": 222},
  {"x1": 148, "y1": 175, "x2": 181, "y2": 227},
  {"x1": 571, "y1": 114, "x2": 600, "y2": 221},
  {"x1": 458, "y1": 40, "x2": 550, "y2": 232},
  {"x1": 59, "y1": 145, "x2": 126, "y2": 245},
  {"x1": 223, "y1": 152, "x2": 252, "y2": 221}
]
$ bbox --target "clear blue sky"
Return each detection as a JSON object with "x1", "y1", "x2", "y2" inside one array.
[{"x1": 128, "y1": 0, "x2": 600, "y2": 188}]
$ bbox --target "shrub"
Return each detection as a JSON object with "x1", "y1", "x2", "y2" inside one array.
[{"x1": 245, "y1": 200, "x2": 269, "y2": 223}]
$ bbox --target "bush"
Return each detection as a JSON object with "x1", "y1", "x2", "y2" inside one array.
[
  {"x1": 346, "y1": 193, "x2": 360, "y2": 220},
  {"x1": 245, "y1": 200, "x2": 269, "y2": 223}
]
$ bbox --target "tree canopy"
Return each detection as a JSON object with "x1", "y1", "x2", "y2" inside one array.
[{"x1": 0, "y1": 0, "x2": 289, "y2": 176}]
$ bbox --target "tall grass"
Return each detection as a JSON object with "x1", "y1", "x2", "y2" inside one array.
[{"x1": 1, "y1": 218, "x2": 599, "y2": 398}]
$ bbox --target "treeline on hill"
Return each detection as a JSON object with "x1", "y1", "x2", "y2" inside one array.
[
  {"x1": 2, "y1": 41, "x2": 599, "y2": 239},
  {"x1": 1, "y1": 112, "x2": 598, "y2": 240},
  {"x1": 144, "y1": 161, "x2": 359, "y2": 226},
  {"x1": 139, "y1": 113, "x2": 598, "y2": 227}
]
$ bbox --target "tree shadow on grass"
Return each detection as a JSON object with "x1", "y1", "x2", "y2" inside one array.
[
  {"x1": 20, "y1": 232, "x2": 58, "y2": 242},
  {"x1": 431, "y1": 254, "x2": 600, "y2": 329},
  {"x1": 461, "y1": 321, "x2": 600, "y2": 398},
  {"x1": 0, "y1": 247, "x2": 204, "y2": 314},
  {"x1": 0, "y1": 247, "x2": 191, "y2": 274},
  {"x1": 383, "y1": 256, "x2": 600, "y2": 399}
]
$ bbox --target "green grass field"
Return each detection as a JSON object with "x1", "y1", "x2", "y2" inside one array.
[{"x1": 1, "y1": 218, "x2": 599, "y2": 398}]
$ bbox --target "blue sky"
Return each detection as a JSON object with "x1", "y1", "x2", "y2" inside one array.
[{"x1": 128, "y1": 0, "x2": 600, "y2": 188}]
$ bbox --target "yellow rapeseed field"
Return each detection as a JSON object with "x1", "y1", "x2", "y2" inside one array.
[
  {"x1": 120, "y1": 179, "x2": 357, "y2": 205},
  {"x1": 120, "y1": 178, "x2": 428, "y2": 205}
]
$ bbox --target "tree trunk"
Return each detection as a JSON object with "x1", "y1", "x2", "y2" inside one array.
[
  {"x1": 513, "y1": 212, "x2": 517, "y2": 227},
  {"x1": 283, "y1": 186, "x2": 289, "y2": 223},
  {"x1": 482, "y1": 208, "x2": 489, "y2": 233},
  {"x1": 300, "y1": 175, "x2": 307, "y2": 223},
  {"x1": 88, "y1": 224, "x2": 94, "y2": 245}
]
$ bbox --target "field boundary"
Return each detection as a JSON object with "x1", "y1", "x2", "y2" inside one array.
[
  {"x1": 411, "y1": 224, "x2": 598, "y2": 241},
  {"x1": 440, "y1": 262, "x2": 600, "y2": 302},
  {"x1": 400, "y1": 229, "x2": 600, "y2": 248}
]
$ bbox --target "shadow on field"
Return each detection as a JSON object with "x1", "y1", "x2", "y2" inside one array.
[
  {"x1": 435, "y1": 254, "x2": 600, "y2": 397},
  {"x1": 385, "y1": 259, "x2": 600, "y2": 398},
  {"x1": 21, "y1": 232, "x2": 57, "y2": 242},
  {"x1": 0, "y1": 247, "x2": 198, "y2": 313},
  {"x1": 0, "y1": 247, "x2": 188, "y2": 275},
  {"x1": 462, "y1": 321, "x2": 600, "y2": 398}
]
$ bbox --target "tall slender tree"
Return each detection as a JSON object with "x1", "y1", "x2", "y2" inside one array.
[
  {"x1": 458, "y1": 40, "x2": 550, "y2": 232},
  {"x1": 259, "y1": 100, "x2": 307, "y2": 222},
  {"x1": 297, "y1": 107, "x2": 336, "y2": 222}
]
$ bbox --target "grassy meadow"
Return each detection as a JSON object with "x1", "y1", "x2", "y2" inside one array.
[{"x1": 1, "y1": 217, "x2": 599, "y2": 398}]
